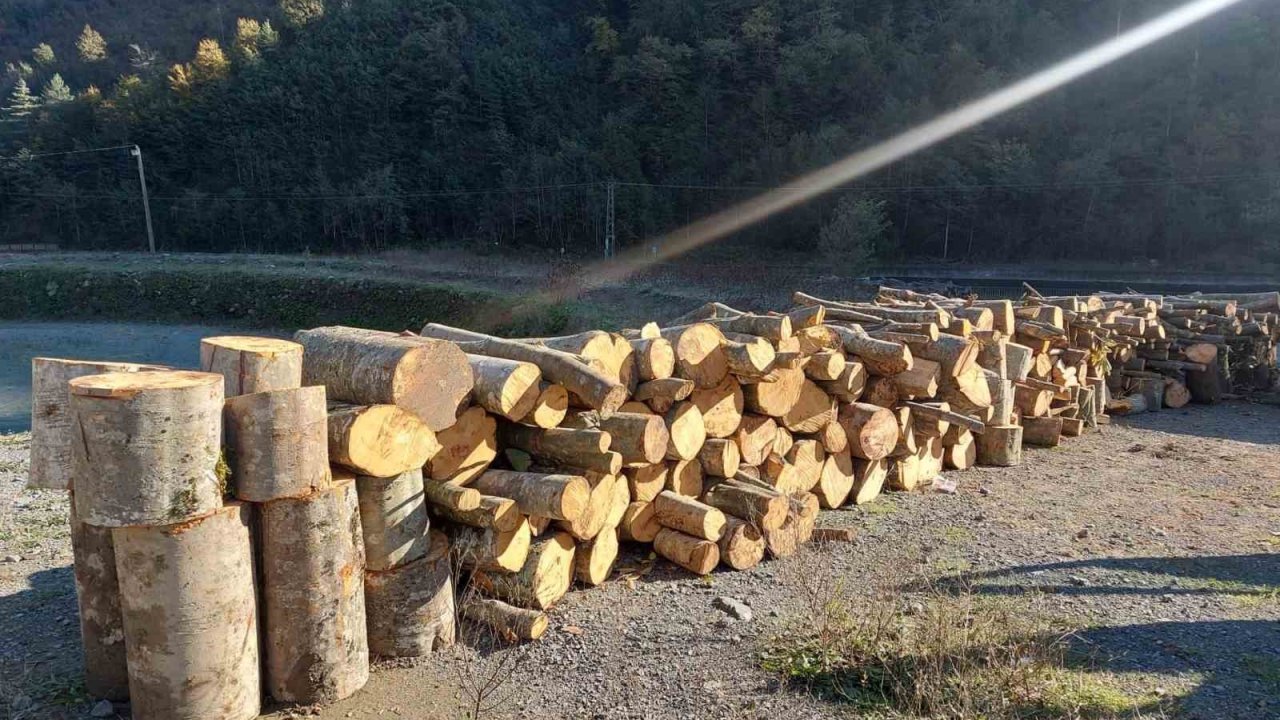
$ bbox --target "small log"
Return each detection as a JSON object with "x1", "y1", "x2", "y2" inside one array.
[
  {"x1": 431, "y1": 494, "x2": 520, "y2": 532},
  {"x1": 1013, "y1": 383, "x2": 1053, "y2": 417},
  {"x1": 297, "y1": 327, "x2": 472, "y2": 431},
  {"x1": 567, "y1": 411, "x2": 670, "y2": 466},
  {"x1": 654, "y1": 528, "x2": 720, "y2": 574},
  {"x1": 830, "y1": 325, "x2": 913, "y2": 376},
  {"x1": 625, "y1": 464, "x2": 667, "y2": 503},
  {"x1": 629, "y1": 337, "x2": 676, "y2": 381},
  {"x1": 497, "y1": 423, "x2": 617, "y2": 473},
  {"x1": 519, "y1": 383, "x2": 569, "y2": 428},
  {"x1": 850, "y1": 458, "x2": 887, "y2": 505},
  {"x1": 1020, "y1": 415, "x2": 1063, "y2": 448},
  {"x1": 698, "y1": 438, "x2": 741, "y2": 478},
  {"x1": 667, "y1": 458, "x2": 705, "y2": 497},
  {"x1": 804, "y1": 351, "x2": 847, "y2": 381},
  {"x1": 943, "y1": 432, "x2": 976, "y2": 470},
  {"x1": 429, "y1": 406, "x2": 498, "y2": 484},
  {"x1": 576, "y1": 529, "x2": 620, "y2": 587},
  {"x1": 422, "y1": 481, "x2": 481, "y2": 512},
  {"x1": 702, "y1": 480, "x2": 787, "y2": 530},
  {"x1": 451, "y1": 518, "x2": 532, "y2": 572},
  {"x1": 328, "y1": 403, "x2": 439, "y2": 478},
  {"x1": 814, "y1": 449, "x2": 855, "y2": 509},
  {"x1": 365, "y1": 531, "x2": 456, "y2": 656},
  {"x1": 1004, "y1": 342, "x2": 1034, "y2": 382},
  {"x1": 633, "y1": 377, "x2": 694, "y2": 411},
  {"x1": 905, "y1": 335, "x2": 978, "y2": 378},
  {"x1": 717, "y1": 518, "x2": 766, "y2": 571},
  {"x1": 654, "y1": 491, "x2": 727, "y2": 540},
  {"x1": 460, "y1": 597, "x2": 548, "y2": 642},
  {"x1": 225, "y1": 386, "x2": 330, "y2": 502},
  {"x1": 200, "y1": 335, "x2": 303, "y2": 398},
  {"x1": 818, "y1": 417, "x2": 849, "y2": 454},
  {"x1": 690, "y1": 377, "x2": 745, "y2": 439},
  {"x1": 469, "y1": 470, "x2": 590, "y2": 522},
  {"x1": 975, "y1": 425, "x2": 1023, "y2": 467},
  {"x1": 838, "y1": 402, "x2": 900, "y2": 461},
  {"x1": 1060, "y1": 417, "x2": 1085, "y2": 437},
  {"x1": 619, "y1": 502, "x2": 661, "y2": 542},
  {"x1": 466, "y1": 355, "x2": 542, "y2": 421},
  {"x1": 735, "y1": 415, "x2": 778, "y2": 466},
  {"x1": 1163, "y1": 378, "x2": 1191, "y2": 409},
  {"x1": 472, "y1": 532, "x2": 576, "y2": 610},
  {"x1": 904, "y1": 401, "x2": 985, "y2": 434},
  {"x1": 722, "y1": 336, "x2": 777, "y2": 378},
  {"x1": 663, "y1": 401, "x2": 708, "y2": 461}
]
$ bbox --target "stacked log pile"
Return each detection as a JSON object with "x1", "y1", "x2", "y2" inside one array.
[{"x1": 41, "y1": 286, "x2": 1277, "y2": 713}]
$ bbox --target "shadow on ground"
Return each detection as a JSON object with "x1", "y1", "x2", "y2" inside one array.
[
  {"x1": 0, "y1": 565, "x2": 87, "y2": 718},
  {"x1": 1114, "y1": 401, "x2": 1280, "y2": 445}
]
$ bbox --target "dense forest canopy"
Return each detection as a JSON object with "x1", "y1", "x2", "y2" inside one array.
[{"x1": 1, "y1": 0, "x2": 1277, "y2": 267}]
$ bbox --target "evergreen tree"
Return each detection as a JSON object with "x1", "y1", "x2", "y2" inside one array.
[
  {"x1": 280, "y1": 0, "x2": 325, "y2": 28},
  {"x1": 40, "y1": 73, "x2": 73, "y2": 104},
  {"x1": 168, "y1": 63, "x2": 193, "y2": 95},
  {"x1": 32, "y1": 43, "x2": 55, "y2": 66},
  {"x1": 76, "y1": 25, "x2": 107, "y2": 63},
  {"x1": 128, "y1": 44, "x2": 160, "y2": 73},
  {"x1": 234, "y1": 19, "x2": 265, "y2": 63},
  {"x1": 3, "y1": 77, "x2": 39, "y2": 119},
  {"x1": 191, "y1": 39, "x2": 229, "y2": 83}
]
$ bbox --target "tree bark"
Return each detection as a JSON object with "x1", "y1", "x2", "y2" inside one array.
[{"x1": 200, "y1": 335, "x2": 303, "y2": 398}]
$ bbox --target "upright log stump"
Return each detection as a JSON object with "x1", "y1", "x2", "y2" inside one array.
[
  {"x1": 68, "y1": 499, "x2": 128, "y2": 701},
  {"x1": 29, "y1": 358, "x2": 166, "y2": 490},
  {"x1": 260, "y1": 478, "x2": 369, "y2": 704},
  {"x1": 199, "y1": 336, "x2": 303, "y2": 398},
  {"x1": 364, "y1": 531, "x2": 457, "y2": 657},
  {"x1": 224, "y1": 386, "x2": 331, "y2": 502},
  {"x1": 112, "y1": 503, "x2": 260, "y2": 720},
  {"x1": 975, "y1": 425, "x2": 1024, "y2": 467},
  {"x1": 70, "y1": 371, "x2": 224, "y2": 527},
  {"x1": 354, "y1": 469, "x2": 432, "y2": 572}
]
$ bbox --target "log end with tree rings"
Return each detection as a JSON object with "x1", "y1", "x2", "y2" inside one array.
[
  {"x1": 70, "y1": 371, "x2": 224, "y2": 527},
  {"x1": 112, "y1": 503, "x2": 260, "y2": 720},
  {"x1": 29, "y1": 357, "x2": 167, "y2": 491},
  {"x1": 619, "y1": 501, "x2": 661, "y2": 543},
  {"x1": 667, "y1": 323, "x2": 728, "y2": 389},
  {"x1": 199, "y1": 335, "x2": 303, "y2": 398},
  {"x1": 260, "y1": 478, "x2": 369, "y2": 705},
  {"x1": 364, "y1": 530, "x2": 457, "y2": 657},
  {"x1": 328, "y1": 403, "x2": 439, "y2": 479},
  {"x1": 717, "y1": 517, "x2": 765, "y2": 571},
  {"x1": 466, "y1": 355, "x2": 542, "y2": 421},
  {"x1": 850, "y1": 458, "x2": 887, "y2": 505},
  {"x1": 838, "y1": 402, "x2": 900, "y2": 462},
  {"x1": 663, "y1": 401, "x2": 707, "y2": 462},
  {"x1": 689, "y1": 377, "x2": 744, "y2": 439},
  {"x1": 472, "y1": 531, "x2": 576, "y2": 610},
  {"x1": 225, "y1": 385, "x2": 331, "y2": 502},
  {"x1": 521, "y1": 383, "x2": 569, "y2": 428}
]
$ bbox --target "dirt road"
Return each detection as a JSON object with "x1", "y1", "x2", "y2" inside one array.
[{"x1": 2, "y1": 402, "x2": 1277, "y2": 719}]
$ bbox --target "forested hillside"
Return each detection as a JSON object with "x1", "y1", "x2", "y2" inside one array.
[{"x1": 1, "y1": 0, "x2": 1277, "y2": 267}]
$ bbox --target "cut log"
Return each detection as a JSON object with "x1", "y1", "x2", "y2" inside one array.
[
  {"x1": 698, "y1": 438, "x2": 742, "y2": 478},
  {"x1": 702, "y1": 480, "x2": 787, "y2": 530},
  {"x1": 717, "y1": 518, "x2": 766, "y2": 571},
  {"x1": 1163, "y1": 378, "x2": 1191, "y2": 409},
  {"x1": 818, "y1": 418, "x2": 849, "y2": 454},
  {"x1": 68, "y1": 499, "x2": 128, "y2": 701},
  {"x1": 1107, "y1": 394, "x2": 1149, "y2": 415},
  {"x1": 1060, "y1": 416, "x2": 1085, "y2": 437},
  {"x1": 735, "y1": 415, "x2": 778, "y2": 466},
  {"x1": 861, "y1": 376, "x2": 901, "y2": 408},
  {"x1": 520, "y1": 383, "x2": 569, "y2": 428},
  {"x1": 468, "y1": 470, "x2": 590, "y2": 522},
  {"x1": 905, "y1": 335, "x2": 978, "y2": 378},
  {"x1": 29, "y1": 358, "x2": 167, "y2": 491},
  {"x1": 653, "y1": 528, "x2": 719, "y2": 574},
  {"x1": 355, "y1": 469, "x2": 432, "y2": 572},
  {"x1": 450, "y1": 517, "x2": 532, "y2": 572},
  {"x1": 814, "y1": 449, "x2": 855, "y2": 509},
  {"x1": 743, "y1": 366, "x2": 806, "y2": 417},
  {"x1": 575, "y1": 528, "x2": 619, "y2": 587},
  {"x1": 70, "y1": 371, "x2": 223, "y2": 527},
  {"x1": 460, "y1": 597, "x2": 548, "y2": 642},
  {"x1": 892, "y1": 358, "x2": 941, "y2": 398},
  {"x1": 804, "y1": 351, "x2": 847, "y2": 382},
  {"x1": 429, "y1": 406, "x2": 497, "y2": 484},
  {"x1": 422, "y1": 481, "x2": 481, "y2": 512},
  {"x1": 975, "y1": 425, "x2": 1023, "y2": 467},
  {"x1": 663, "y1": 401, "x2": 708, "y2": 461},
  {"x1": 466, "y1": 355, "x2": 542, "y2": 421},
  {"x1": 838, "y1": 402, "x2": 900, "y2": 461},
  {"x1": 259, "y1": 479, "x2": 368, "y2": 705},
  {"x1": 830, "y1": 326, "x2": 913, "y2": 376},
  {"x1": 1013, "y1": 383, "x2": 1053, "y2": 417},
  {"x1": 364, "y1": 531, "x2": 456, "y2": 656},
  {"x1": 1004, "y1": 342, "x2": 1034, "y2": 382},
  {"x1": 633, "y1": 377, "x2": 694, "y2": 412},
  {"x1": 431, "y1": 494, "x2": 520, "y2": 532},
  {"x1": 625, "y1": 464, "x2": 667, "y2": 503},
  {"x1": 297, "y1": 327, "x2": 472, "y2": 431},
  {"x1": 667, "y1": 458, "x2": 705, "y2": 497},
  {"x1": 555, "y1": 472, "x2": 619, "y2": 541},
  {"x1": 943, "y1": 432, "x2": 976, "y2": 470},
  {"x1": 1021, "y1": 416, "x2": 1063, "y2": 448},
  {"x1": 225, "y1": 386, "x2": 330, "y2": 502},
  {"x1": 772, "y1": 425, "x2": 795, "y2": 458},
  {"x1": 619, "y1": 502, "x2": 661, "y2": 543},
  {"x1": 200, "y1": 335, "x2": 303, "y2": 398},
  {"x1": 780, "y1": 379, "x2": 837, "y2": 434},
  {"x1": 1182, "y1": 342, "x2": 1218, "y2": 365},
  {"x1": 654, "y1": 491, "x2": 726, "y2": 541},
  {"x1": 722, "y1": 336, "x2": 777, "y2": 379},
  {"x1": 472, "y1": 532, "x2": 576, "y2": 610},
  {"x1": 630, "y1": 337, "x2": 676, "y2": 381},
  {"x1": 904, "y1": 401, "x2": 985, "y2": 434},
  {"x1": 658, "y1": 323, "x2": 729, "y2": 389},
  {"x1": 850, "y1": 458, "x2": 887, "y2": 505},
  {"x1": 786, "y1": 439, "x2": 826, "y2": 491},
  {"x1": 497, "y1": 423, "x2": 618, "y2": 474},
  {"x1": 328, "y1": 403, "x2": 439, "y2": 479},
  {"x1": 569, "y1": 411, "x2": 670, "y2": 466},
  {"x1": 1186, "y1": 359, "x2": 1223, "y2": 404},
  {"x1": 112, "y1": 503, "x2": 260, "y2": 720},
  {"x1": 690, "y1": 377, "x2": 745, "y2": 438}
]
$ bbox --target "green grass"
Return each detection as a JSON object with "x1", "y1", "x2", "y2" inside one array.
[{"x1": 1240, "y1": 654, "x2": 1280, "y2": 691}]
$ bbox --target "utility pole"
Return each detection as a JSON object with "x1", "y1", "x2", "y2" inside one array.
[
  {"x1": 603, "y1": 180, "x2": 616, "y2": 258},
  {"x1": 131, "y1": 145, "x2": 156, "y2": 253}
]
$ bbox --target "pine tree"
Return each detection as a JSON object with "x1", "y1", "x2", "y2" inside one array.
[
  {"x1": 40, "y1": 73, "x2": 73, "y2": 104},
  {"x1": 191, "y1": 39, "x2": 230, "y2": 82},
  {"x1": 280, "y1": 0, "x2": 325, "y2": 28},
  {"x1": 234, "y1": 19, "x2": 263, "y2": 63},
  {"x1": 3, "y1": 78, "x2": 39, "y2": 119},
  {"x1": 168, "y1": 64, "x2": 193, "y2": 95},
  {"x1": 32, "y1": 43, "x2": 55, "y2": 66},
  {"x1": 77, "y1": 25, "x2": 107, "y2": 63},
  {"x1": 258, "y1": 20, "x2": 280, "y2": 50}
]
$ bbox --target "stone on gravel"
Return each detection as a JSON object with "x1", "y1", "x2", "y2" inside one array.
[
  {"x1": 90, "y1": 699, "x2": 114, "y2": 717},
  {"x1": 1, "y1": 554, "x2": 20, "y2": 563},
  {"x1": 1069, "y1": 575, "x2": 1088, "y2": 587},
  {"x1": 712, "y1": 597, "x2": 753, "y2": 622}
]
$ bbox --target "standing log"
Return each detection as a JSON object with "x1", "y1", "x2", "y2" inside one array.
[
  {"x1": 365, "y1": 531, "x2": 456, "y2": 656},
  {"x1": 653, "y1": 528, "x2": 720, "y2": 574},
  {"x1": 450, "y1": 518, "x2": 532, "y2": 573},
  {"x1": 69, "y1": 499, "x2": 128, "y2": 701},
  {"x1": 1021, "y1": 416, "x2": 1063, "y2": 448},
  {"x1": 297, "y1": 327, "x2": 472, "y2": 431},
  {"x1": 625, "y1": 464, "x2": 667, "y2": 503},
  {"x1": 698, "y1": 438, "x2": 741, "y2": 478},
  {"x1": 469, "y1": 470, "x2": 590, "y2": 522},
  {"x1": 654, "y1": 491, "x2": 727, "y2": 540},
  {"x1": 717, "y1": 518, "x2": 766, "y2": 571},
  {"x1": 71, "y1": 371, "x2": 223, "y2": 527},
  {"x1": 780, "y1": 380, "x2": 837, "y2": 434},
  {"x1": 975, "y1": 425, "x2": 1023, "y2": 467},
  {"x1": 328, "y1": 404, "x2": 439, "y2": 478},
  {"x1": 630, "y1": 337, "x2": 676, "y2": 381},
  {"x1": 576, "y1": 529, "x2": 620, "y2": 587},
  {"x1": 460, "y1": 597, "x2": 549, "y2": 642},
  {"x1": 667, "y1": 458, "x2": 705, "y2": 497},
  {"x1": 466, "y1": 355, "x2": 542, "y2": 421},
  {"x1": 200, "y1": 336, "x2": 303, "y2": 398},
  {"x1": 29, "y1": 358, "x2": 166, "y2": 490},
  {"x1": 838, "y1": 402, "x2": 900, "y2": 461},
  {"x1": 224, "y1": 386, "x2": 330, "y2": 501},
  {"x1": 472, "y1": 532, "x2": 576, "y2": 610},
  {"x1": 887, "y1": 453, "x2": 925, "y2": 492},
  {"x1": 1186, "y1": 359, "x2": 1223, "y2": 404},
  {"x1": 355, "y1": 469, "x2": 432, "y2": 572},
  {"x1": 619, "y1": 502, "x2": 661, "y2": 543},
  {"x1": 112, "y1": 503, "x2": 260, "y2": 720},
  {"x1": 260, "y1": 479, "x2": 368, "y2": 705},
  {"x1": 520, "y1": 383, "x2": 569, "y2": 428},
  {"x1": 690, "y1": 377, "x2": 745, "y2": 439},
  {"x1": 850, "y1": 458, "x2": 887, "y2": 505},
  {"x1": 743, "y1": 366, "x2": 806, "y2": 417},
  {"x1": 429, "y1": 406, "x2": 498, "y2": 484}
]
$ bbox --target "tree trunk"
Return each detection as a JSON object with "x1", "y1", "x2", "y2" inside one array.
[
  {"x1": 497, "y1": 423, "x2": 619, "y2": 474},
  {"x1": 328, "y1": 403, "x2": 439, "y2": 479},
  {"x1": 200, "y1": 335, "x2": 303, "y2": 398},
  {"x1": 460, "y1": 597, "x2": 549, "y2": 642},
  {"x1": 225, "y1": 386, "x2": 330, "y2": 502},
  {"x1": 629, "y1": 337, "x2": 676, "y2": 382},
  {"x1": 781, "y1": 380, "x2": 836, "y2": 434},
  {"x1": 653, "y1": 528, "x2": 720, "y2": 574},
  {"x1": 364, "y1": 531, "x2": 456, "y2": 656},
  {"x1": 702, "y1": 480, "x2": 787, "y2": 530},
  {"x1": 69, "y1": 499, "x2": 128, "y2": 701},
  {"x1": 717, "y1": 518, "x2": 765, "y2": 571},
  {"x1": 975, "y1": 425, "x2": 1023, "y2": 467},
  {"x1": 468, "y1": 470, "x2": 590, "y2": 522},
  {"x1": 838, "y1": 402, "x2": 900, "y2": 461},
  {"x1": 814, "y1": 449, "x2": 854, "y2": 509},
  {"x1": 355, "y1": 469, "x2": 432, "y2": 572}
]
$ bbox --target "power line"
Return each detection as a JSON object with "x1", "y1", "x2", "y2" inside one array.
[{"x1": 0, "y1": 144, "x2": 136, "y2": 161}]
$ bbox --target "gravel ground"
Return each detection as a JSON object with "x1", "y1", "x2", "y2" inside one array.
[{"x1": 2, "y1": 402, "x2": 1278, "y2": 720}]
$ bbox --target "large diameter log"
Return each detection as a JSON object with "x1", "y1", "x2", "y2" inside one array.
[
  {"x1": 225, "y1": 386, "x2": 330, "y2": 501},
  {"x1": 260, "y1": 479, "x2": 368, "y2": 704},
  {"x1": 653, "y1": 528, "x2": 719, "y2": 574},
  {"x1": 428, "y1": 406, "x2": 498, "y2": 484},
  {"x1": 831, "y1": 326, "x2": 913, "y2": 376},
  {"x1": 328, "y1": 404, "x2": 439, "y2": 478},
  {"x1": 1186, "y1": 359, "x2": 1223, "y2": 404},
  {"x1": 975, "y1": 425, "x2": 1023, "y2": 467},
  {"x1": 625, "y1": 464, "x2": 667, "y2": 503},
  {"x1": 698, "y1": 438, "x2": 741, "y2": 478},
  {"x1": 743, "y1": 366, "x2": 806, "y2": 417},
  {"x1": 1021, "y1": 416, "x2": 1063, "y2": 448},
  {"x1": 469, "y1": 470, "x2": 590, "y2": 522},
  {"x1": 112, "y1": 503, "x2": 259, "y2": 720},
  {"x1": 861, "y1": 376, "x2": 900, "y2": 408},
  {"x1": 630, "y1": 337, "x2": 676, "y2": 381},
  {"x1": 520, "y1": 383, "x2": 569, "y2": 428},
  {"x1": 1013, "y1": 383, "x2": 1053, "y2": 417},
  {"x1": 717, "y1": 518, "x2": 765, "y2": 571},
  {"x1": 619, "y1": 502, "x2": 661, "y2": 542},
  {"x1": 460, "y1": 597, "x2": 549, "y2": 642},
  {"x1": 586, "y1": 412, "x2": 671, "y2": 466},
  {"x1": 690, "y1": 377, "x2": 745, "y2": 439},
  {"x1": 722, "y1": 337, "x2": 777, "y2": 378},
  {"x1": 467, "y1": 355, "x2": 542, "y2": 421},
  {"x1": 667, "y1": 458, "x2": 704, "y2": 497},
  {"x1": 663, "y1": 401, "x2": 707, "y2": 461},
  {"x1": 555, "y1": 472, "x2": 619, "y2": 541},
  {"x1": 450, "y1": 518, "x2": 532, "y2": 572},
  {"x1": 355, "y1": 469, "x2": 431, "y2": 572},
  {"x1": 472, "y1": 532, "x2": 576, "y2": 610},
  {"x1": 497, "y1": 423, "x2": 618, "y2": 473},
  {"x1": 892, "y1": 358, "x2": 940, "y2": 399},
  {"x1": 944, "y1": 432, "x2": 977, "y2": 470},
  {"x1": 200, "y1": 336, "x2": 303, "y2": 398},
  {"x1": 365, "y1": 531, "x2": 456, "y2": 656},
  {"x1": 803, "y1": 350, "x2": 847, "y2": 382},
  {"x1": 654, "y1": 491, "x2": 727, "y2": 541},
  {"x1": 29, "y1": 358, "x2": 167, "y2": 490},
  {"x1": 838, "y1": 402, "x2": 900, "y2": 461},
  {"x1": 850, "y1": 458, "x2": 887, "y2": 505},
  {"x1": 297, "y1": 327, "x2": 472, "y2": 431},
  {"x1": 1107, "y1": 394, "x2": 1149, "y2": 415},
  {"x1": 781, "y1": 380, "x2": 836, "y2": 434},
  {"x1": 702, "y1": 480, "x2": 787, "y2": 530},
  {"x1": 70, "y1": 371, "x2": 223, "y2": 527},
  {"x1": 576, "y1": 528, "x2": 620, "y2": 587},
  {"x1": 735, "y1": 415, "x2": 778, "y2": 466},
  {"x1": 659, "y1": 323, "x2": 729, "y2": 389},
  {"x1": 69, "y1": 499, "x2": 128, "y2": 701},
  {"x1": 1163, "y1": 378, "x2": 1192, "y2": 409},
  {"x1": 906, "y1": 335, "x2": 978, "y2": 378},
  {"x1": 1004, "y1": 342, "x2": 1034, "y2": 382},
  {"x1": 814, "y1": 449, "x2": 855, "y2": 509}
]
